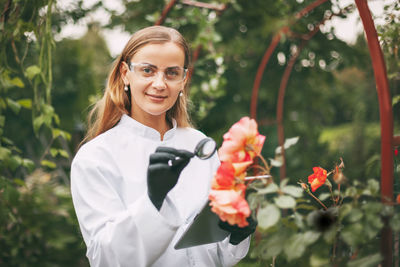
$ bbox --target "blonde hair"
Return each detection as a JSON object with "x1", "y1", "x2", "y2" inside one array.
[{"x1": 82, "y1": 26, "x2": 192, "y2": 144}]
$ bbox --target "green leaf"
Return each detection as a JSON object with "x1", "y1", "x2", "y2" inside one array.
[
  {"x1": 293, "y1": 212, "x2": 305, "y2": 229},
  {"x1": 22, "y1": 159, "x2": 35, "y2": 173},
  {"x1": 274, "y1": 195, "x2": 296, "y2": 209},
  {"x1": 52, "y1": 128, "x2": 71, "y2": 141},
  {"x1": 339, "y1": 203, "x2": 353, "y2": 220},
  {"x1": 13, "y1": 178, "x2": 25, "y2": 186},
  {"x1": 49, "y1": 148, "x2": 69, "y2": 159},
  {"x1": 296, "y1": 203, "x2": 317, "y2": 210},
  {"x1": 341, "y1": 223, "x2": 363, "y2": 247},
  {"x1": 50, "y1": 148, "x2": 58, "y2": 157},
  {"x1": 284, "y1": 136, "x2": 299, "y2": 149},
  {"x1": 346, "y1": 208, "x2": 363, "y2": 222},
  {"x1": 303, "y1": 231, "x2": 320, "y2": 245},
  {"x1": 284, "y1": 233, "x2": 306, "y2": 261},
  {"x1": 53, "y1": 113, "x2": 60, "y2": 125},
  {"x1": 310, "y1": 254, "x2": 330, "y2": 267},
  {"x1": 10, "y1": 77, "x2": 24, "y2": 88},
  {"x1": 390, "y1": 213, "x2": 400, "y2": 232},
  {"x1": 246, "y1": 192, "x2": 263, "y2": 210},
  {"x1": 2, "y1": 182, "x2": 20, "y2": 203},
  {"x1": 280, "y1": 178, "x2": 289, "y2": 188},
  {"x1": 257, "y1": 204, "x2": 281, "y2": 229},
  {"x1": 1, "y1": 137, "x2": 13, "y2": 145},
  {"x1": 26, "y1": 65, "x2": 41, "y2": 80},
  {"x1": 256, "y1": 182, "x2": 279, "y2": 195},
  {"x1": 0, "y1": 115, "x2": 5, "y2": 127},
  {"x1": 392, "y1": 94, "x2": 400, "y2": 106},
  {"x1": 0, "y1": 98, "x2": 6, "y2": 109},
  {"x1": 58, "y1": 149, "x2": 69, "y2": 158},
  {"x1": 41, "y1": 160, "x2": 56, "y2": 169},
  {"x1": 269, "y1": 157, "x2": 283, "y2": 167},
  {"x1": 282, "y1": 185, "x2": 303, "y2": 198},
  {"x1": 275, "y1": 136, "x2": 299, "y2": 154},
  {"x1": 318, "y1": 192, "x2": 330, "y2": 201},
  {"x1": 33, "y1": 115, "x2": 44, "y2": 134},
  {"x1": 17, "y1": 99, "x2": 32, "y2": 109},
  {"x1": 264, "y1": 232, "x2": 286, "y2": 258},
  {"x1": 347, "y1": 253, "x2": 382, "y2": 267},
  {"x1": 6, "y1": 98, "x2": 21, "y2": 114},
  {"x1": 0, "y1": 147, "x2": 12, "y2": 160},
  {"x1": 344, "y1": 186, "x2": 357, "y2": 198},
  {"x1": 8, "y1": 155, "x2": 22, "y2": 171},
  {"x1": 366, "y1": 179, "x2": 380, "y2": 196}
]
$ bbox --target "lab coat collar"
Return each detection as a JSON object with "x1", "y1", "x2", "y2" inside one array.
[{"x1": 118, "y1": 114, "x2": 177, "y2": 141}]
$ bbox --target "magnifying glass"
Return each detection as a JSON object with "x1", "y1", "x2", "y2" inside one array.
[{"x1": 168, "y1": 137, "x2": 217, "y2": 166}]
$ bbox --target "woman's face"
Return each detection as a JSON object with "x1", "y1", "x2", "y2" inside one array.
[{"x1": 123, "y1": 42, "x2": 186, "y2": 124}]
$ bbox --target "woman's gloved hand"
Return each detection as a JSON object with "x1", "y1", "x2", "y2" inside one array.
[
  {"x1": 147, "y1": 147, "x2": 194, "y2": 210},
  {"x1": 218, "y1": 216, "x2": 258, "y2": 245}
]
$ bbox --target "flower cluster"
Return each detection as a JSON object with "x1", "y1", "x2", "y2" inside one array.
[
  {"x1": 209, "y1": 117, "x2": 266, "y2": 227},
  {"x1": 300, "y1": 159, "x2": 346, "y2": 210}
]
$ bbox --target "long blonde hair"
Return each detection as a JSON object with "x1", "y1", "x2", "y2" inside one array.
[{"x1": 82, "y1": 26, "x2": 192, "y2": 144}]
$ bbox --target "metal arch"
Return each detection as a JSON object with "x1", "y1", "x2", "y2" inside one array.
[
  {"x1": 355, "y1": 1, "x2": 394, "y2": 266},
  {"x1": 250, "y1": 1, "x2": 395, "y2": 265}
]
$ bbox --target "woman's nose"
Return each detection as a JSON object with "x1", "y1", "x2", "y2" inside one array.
[{"x1": 152, "y1": 71, "x2": 167, "y2": 89}]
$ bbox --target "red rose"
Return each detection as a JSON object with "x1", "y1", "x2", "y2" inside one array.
[{"x1": 308, "y1": 167, "x2": 328, "y2": 192}]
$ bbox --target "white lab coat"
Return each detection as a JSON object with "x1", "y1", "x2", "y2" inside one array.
[{"x1": 71, "y1": 114, "x2": 250, "y2": 267}]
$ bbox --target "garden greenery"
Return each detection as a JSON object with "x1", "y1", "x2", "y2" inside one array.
[{"x1": 0, "y1": 0, "x2": 399, "y2": 266}]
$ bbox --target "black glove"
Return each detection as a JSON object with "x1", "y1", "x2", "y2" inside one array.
[
  {"x1": 218, "y1": 216, "x2": 258, "y2": 245},
  {"x1": 147, "y1": 147, "x2": 193, "y2": 210}
]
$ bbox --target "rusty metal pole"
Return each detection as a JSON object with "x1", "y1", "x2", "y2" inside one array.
[
  {"x1": 276, "y1": 15, "x2": 331, "y2": 180},
  {"x1": 250, "y1": 0, "x2": 329, "y2": 120},
  {"x1": 154, "y1": 0, "x2": 178, "y2": 25},
  {"x1": 355, "y1": 1, "x2": 394, "y2": 266},
  {"x1": 250, "y1": 32, "x2": 283, "y2": 119}
]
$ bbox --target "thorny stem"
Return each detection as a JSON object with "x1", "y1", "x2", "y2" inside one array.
[
  {"x1": 257, "y1": 153, "x2": 271, "y2": 173},
  {"x1": 249, "y1": 164, "x2": 268, "y2": 174},
  {"x1": 328, "y1": 183, "x2": 336, "y2": 206},
  {"x1": 335, "y1": 184, "x2": 341, "y2": 205},
  {"x1": 306, "y1": 189, "x2": 328, "y2": 210}
]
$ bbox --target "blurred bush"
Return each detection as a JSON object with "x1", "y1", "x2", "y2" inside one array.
[{"x1": 0, "y1": 170, "x2": 88, "y2": 266}]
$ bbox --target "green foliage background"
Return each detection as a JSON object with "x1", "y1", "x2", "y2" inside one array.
[{"x1": 0, "y1": 0, "x2": 399, "y2": 266}]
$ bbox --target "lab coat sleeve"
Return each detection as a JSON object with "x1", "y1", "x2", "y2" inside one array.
[{"x1": 71, "y1": 152, "x2": 180, "y2": 267}]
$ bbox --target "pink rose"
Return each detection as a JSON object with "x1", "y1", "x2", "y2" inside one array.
[
  {"x1": 218, "y1": 117, "x2": 265, "y2": 164},
  {"x1": 209, "y1": 189, "x2": 251, "y2": 227},
  {"x1": 212, "y1": 162, "x2": 235, "y2": 190}
]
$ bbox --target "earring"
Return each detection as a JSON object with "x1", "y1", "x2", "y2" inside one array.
[
  {"x1": 124, "y1": 85, "x2": 129, "y2": 92},
  {"x1": 179, "y1": 91, "x2": 183, "y2": 97}
]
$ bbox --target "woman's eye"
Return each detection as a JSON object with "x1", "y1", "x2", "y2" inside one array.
[
  {"x1": 166, "y1": 69, "x2": 179, "y2": 77},
  {"x1": 142, "y1": 67, "x2": 154, "y2": 74}
]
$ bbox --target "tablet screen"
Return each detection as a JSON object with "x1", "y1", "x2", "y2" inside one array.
[{"x1": 174, "y1": 201, "x2": 229, "y2": 249}]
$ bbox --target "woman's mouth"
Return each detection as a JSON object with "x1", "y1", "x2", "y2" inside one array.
[{"x1": 145, "y1": 93, "x2": 168, "y2": 101}]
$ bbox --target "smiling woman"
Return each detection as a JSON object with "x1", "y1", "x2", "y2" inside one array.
[
  {"x1": 70, "y1": 26, "x2": 256, "y2": 267},
  {"x1": 120, "y1": 42, "x2": 187, "y2": 137}
]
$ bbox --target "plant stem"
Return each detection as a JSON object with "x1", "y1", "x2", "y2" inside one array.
[
  {"x1": 307, "y1": 190, "x2": 328, "y2": 210},
  {"x1": 336, "y1": 183, "x2": 341, "y2": 205},
  {"x1": 328, "y1": 184, "x2": 335, "y2": 206},
  {"x1": 257, "y1": 153, "x2": 271, "y2": 173}
]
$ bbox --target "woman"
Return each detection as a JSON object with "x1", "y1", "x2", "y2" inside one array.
[{"x1": 71, "y1": 25, "x2": 255, "y2": 267}]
